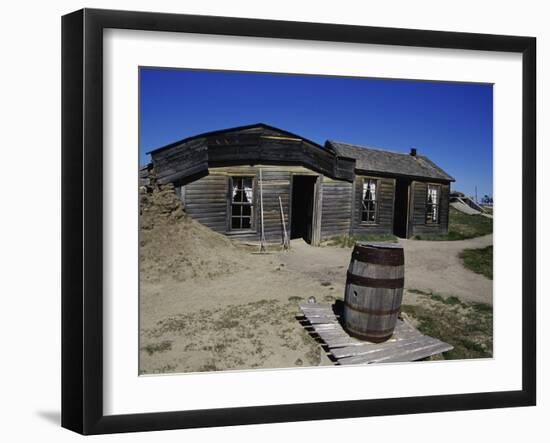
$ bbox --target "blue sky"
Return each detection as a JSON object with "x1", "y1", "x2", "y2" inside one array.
[{"x1": 140, "y1": 68, "x2": 493, "y2": 199}]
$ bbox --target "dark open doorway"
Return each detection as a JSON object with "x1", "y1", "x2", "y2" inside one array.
[
  {"x1": 393, "y1": 178, "x2": 411, "y2": 238},
  {"x1": 291, "y1": 175, "x2": 317, "y2": 244}
]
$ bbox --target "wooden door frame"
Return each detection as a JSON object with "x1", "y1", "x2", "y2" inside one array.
[
  {"x1": 289, "y1": 173, "x2": 322, "y2": 246},
  {"x1": 311, "y1": 175, "x2": 323, "y2": 246},
  {"x1": 407, "y1": 181, "x2": 415, "y2": 238}
]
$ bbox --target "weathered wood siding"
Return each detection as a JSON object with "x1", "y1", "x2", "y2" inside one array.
[
  {"x1": 409, "y1": 181, "x2": 450, "y2": 236},
  {"x1": 351, "y1": 176, "x2": 395, "y2": 236},
  {"x1": 320, "y1": 177, "x2": 353, "y2": 239},
  {"x1": 170, "y1": 163, "x2": 452, "y2": 242},
  {"x1": 152, "y1": 137, "x2": 208, "y2": 185},
  {"x1": 151, "y1": 125, "x2": 355, "y2": 184},
  {"x1": 181, "y1": 165, "x2": 318, "y2": 242},
  {"x1": 180, "y1": 173, "x2": 228, "y2": 233}
]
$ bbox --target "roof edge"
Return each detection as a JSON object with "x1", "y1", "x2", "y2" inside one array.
[
  {"x1": 147, "y1": 123, "x2": 327, "y2": 155},
  {"x1": 327, "y1": 139, "x2": 410, "y2": 156}
]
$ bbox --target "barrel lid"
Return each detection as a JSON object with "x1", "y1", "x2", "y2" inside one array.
[{"x1": 355, "y1": 241, "x2": 402, "y2": 249}]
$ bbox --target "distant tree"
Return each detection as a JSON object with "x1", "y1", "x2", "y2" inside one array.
[{"x1": 481, "y1": 195, "x2": 493, "y2": 204}]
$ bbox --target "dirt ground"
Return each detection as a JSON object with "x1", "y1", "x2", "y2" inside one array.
[
  {"x1": 139, "y1": 184, "x2": 493, "y2": 374},
  {"x1": 282, "y1": 234, "x2": 493, "y2": 305}
]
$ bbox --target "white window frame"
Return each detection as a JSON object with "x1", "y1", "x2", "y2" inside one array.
[
  {"x1": 229, "y1": 176, "x2": 255, "y2": 231},
  {"x1": 361, "y1": 178, "x2": 379, "y2": 225},
  {"x1": 426, "y1": 184, "x2": 441, "y2": 224}
]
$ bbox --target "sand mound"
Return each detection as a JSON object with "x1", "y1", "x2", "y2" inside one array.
[{"x1": 139, "y1": 175, "x2": 249, "y2": 283}]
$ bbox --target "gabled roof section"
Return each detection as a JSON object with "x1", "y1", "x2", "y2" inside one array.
[
  {"x1": 326, "y1": 140, "x2": 455, "y2": 182},
  {"x1": 147, "y1": 123, "x2": 328, "y2": 155}
]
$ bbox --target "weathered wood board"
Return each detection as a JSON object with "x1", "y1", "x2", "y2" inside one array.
[{"x1": 298, "y1": 303, "x2": 453, "y2": 365}]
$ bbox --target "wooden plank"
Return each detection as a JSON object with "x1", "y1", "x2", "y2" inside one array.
[
  {"x1": 380, "y1": 342, "x2": 454, "y2": 363},
  {"x1": 310, "y1": 323, "x2": 343, "y2": 330},
  {"x1": 314, "y1": 332, "x2": 349, "y2": 339},
  {"x1": 322, "y1": 338, "x2": 362, "y2": 348},
  {"x1": 316, "y1": 334, "x2": 353, "y2": 343},
  {"x1": 303, "y1": 313, "x2": 339, "y2": 319},
  {"x1": 312, "y1": 325, "x2": 347, "y2": 334},
  {"x1": 339, "y1": 342, "x2": 452, "y2": 365},
  {"x1": 337, "y1": 337, "x2": 449, "y2": 365},
  {"x1": 302, "y1": 313, "x2": 339, "y2": 320},
  {"x1": 300, "y1": 309, "x2": 336, "y2": 316},
  {"x1": 307, "y1": 315, "x2": 338, "y2": 322},
  {"x1": 298, "y1": 302, "x2": 452, "y2": 363},
  {"x1": 304, "y1": 317, "x2": 339, "y2": 323},
  {"x1": 332, "y1": 336, "x2": 436, "y2": 359},
  {"x1": 311, "y1": 324, "x2": 343, "y2": 331},
  {"x1": 300, "y1": 306, "x2": 337, "y2": 314},
  {"x1": 332, "y1": 336, "x2": 428, "y2": 359}
]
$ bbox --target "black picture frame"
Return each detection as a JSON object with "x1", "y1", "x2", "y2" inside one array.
[{"x1": 61, "y1": 8, "x2": 536, "y2": 435}]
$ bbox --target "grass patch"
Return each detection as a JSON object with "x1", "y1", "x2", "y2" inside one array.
[
  {"x1": 413, "y1": 208, "x2": 492, "y2": 241},
  {"x1": 141, "y1": 340, "x2": 172, "y2": 356},
  {"x1": 460, "y1": 246, "x2": 493, "y2": 280},
  {"x1": 481, "y1": 205, "x2": 493, "y2": 215},
  {"x1": 407, "y1": 288, "x2": 466, "y2": 307},
  {"x1": 429, "y1": 293, "x2": 462, "y2": 306},
  {"x1": 402, "y1": 290, "x2": 492, "y2": 360},
  {"x1": 287, "y1": 296, "x2": 303, "y2": 303},
  {"x1": 407, "y1": 288, "x2": 427, "y2": 295},
  {"x1": 325, "y1": 233, "x2": 398, "y2": 248},
  {"x1": 444, "y1": 295, "x2": 463, "y2": 306}
]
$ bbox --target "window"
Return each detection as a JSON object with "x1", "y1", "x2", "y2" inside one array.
[
  {"x1": 230, "y1": 176, "x2": 254, "y2": 230},
  {"x1": 361, "y1": 178, "x2": 378, "y2": 223},
  {"x1": 426, "y1": 184, "x2": 440, "y2": 224}
]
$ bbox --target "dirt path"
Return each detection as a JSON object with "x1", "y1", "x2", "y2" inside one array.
[
  {"x1": 400, "y1": 234, "x2": 492, "y2": 304},
  {"x1": 278, "y1": 234, "x2": 493, "y2": 305}
]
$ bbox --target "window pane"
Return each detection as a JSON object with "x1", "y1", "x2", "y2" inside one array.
[
  {"x1": 362, "y1": 179, "x2": 377, "y2": 223},
  {"x1": 369, "y1": 181, "x2": 376, "y2": 201},
  {"x1": 242, "y1": 189, "x2": 251, "y2": 204},
  {"x1": 426, "y1": 185, "x2": 440, "y2": 223},
  {"x1": 363, "y1": 179, "x2": 376, "y2": 201},
  {"x1": 230, "y1": 176, "x2": 254, "y2": 230}
]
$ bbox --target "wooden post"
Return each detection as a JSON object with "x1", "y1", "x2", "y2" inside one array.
[
  {"x1": 259, "y1": 168, "x2": 266, "y2": 252},
  {"x1": 279, "y1": 195, "x2": 290, "y2": 250},
  {"x1": 311, "y1": 176, "x2": 323, "y2": 246}
]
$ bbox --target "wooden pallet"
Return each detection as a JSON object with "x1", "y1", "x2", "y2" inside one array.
[{"x1": 298, "y1": 303, "x2": 453, "y2": 365}]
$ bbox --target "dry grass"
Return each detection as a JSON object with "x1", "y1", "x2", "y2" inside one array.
[
  {"x1": 413, "y1": 208, "x2": 492, "y2": 240},
  {"x1": 140, "y1": 298, "x2": 321, "y2": 374},
  {"x1": 460, "y1": 246, "x2": 493, "y2": 280},
  {"x1": 402, "y1": 289, "x2": 492, "y2": 360},
  {"x1": 325, "y1": 233, "x2": 398, "y2": 248}
]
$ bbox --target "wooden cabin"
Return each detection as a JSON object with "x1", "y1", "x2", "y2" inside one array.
[{"x1": 147, "y1": 123, "x2": 454, "y2": 244}]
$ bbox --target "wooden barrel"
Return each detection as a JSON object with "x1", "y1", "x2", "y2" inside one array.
[{"x1": 343, "y1": 242, "x2": 404, "y2": 343}]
